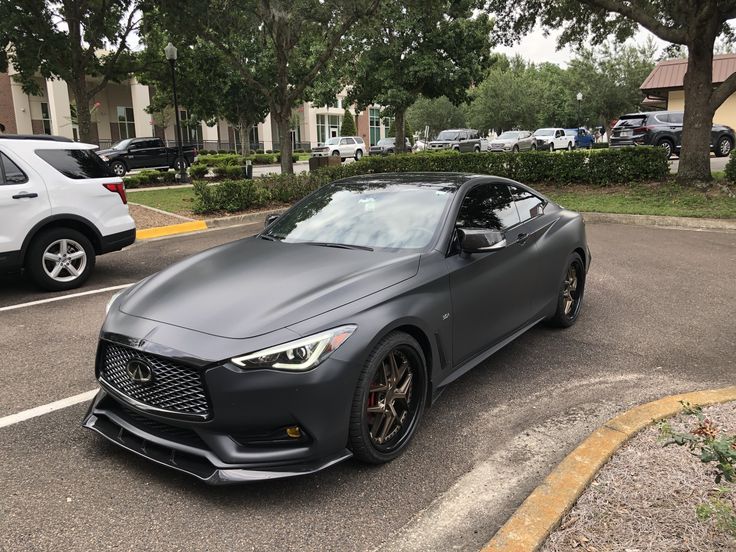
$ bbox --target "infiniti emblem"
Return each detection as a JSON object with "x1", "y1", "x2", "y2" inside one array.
[{"x1": 125, "y1": 359, "x2": 154, "y2": 385}]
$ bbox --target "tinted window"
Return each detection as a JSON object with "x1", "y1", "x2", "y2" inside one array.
[
  {"x1": 0, "y1": 153, "x2": 28, "y2": 184},
  {"x1": 36, "y1": 149, "x2": 114, "y2": 179},
  {"x1": 654, "y1": 113, "x2": 670, "y2": 124},
  {"x1": 615, "y1": 116, "x2": 646, "y2": 128},
  {"x1": 668, "y1": 112, "x2": 683, "y2": 124},
  {"x1": 264, "y1": 181, "x2": 456, "y2": 250},
  {"x1": 456, "y1": 184, "x2": 520, "y2": 231},
  {"x1": 510, "y1": 185, "x2": 545, "y2": 222}
]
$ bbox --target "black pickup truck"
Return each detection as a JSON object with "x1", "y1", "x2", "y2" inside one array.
[{"x1": 96, "y1": 137, "x2": 198, "y2": 176}]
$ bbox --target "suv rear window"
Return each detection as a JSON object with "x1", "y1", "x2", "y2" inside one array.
[
  {"x1": 615, "y1": 116, "x2": 647, "y2": 128},
  {"x1": 35, "y1": 149, "x2": 114, "y2": 179}
]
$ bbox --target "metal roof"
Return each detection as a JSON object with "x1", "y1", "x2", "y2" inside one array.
[{"x1": 641, "y1": 54, "x2": 736, "y2": 91}]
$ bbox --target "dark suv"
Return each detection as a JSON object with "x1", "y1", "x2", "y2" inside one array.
[
  {"x1": 610, "y1": 111, "x2": 735, "y2": 158},
  {"x1": 428, "y1": 129, "x2": 482, "y2": 153}
]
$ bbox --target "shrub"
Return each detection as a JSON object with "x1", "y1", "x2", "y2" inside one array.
[
  {"x1": 255, "y1": 149, "x2": 264, "y2": 154},
  {"x1": 725, "y1": 150, "x2": 736, "y2": 182},
  {"x1": 276, "y1": 153, "x2": 299, "y2": 163},
  {"x1": 265, "y1": 149, "x2": 273, "y2": 154},
  {"x1": 224, "y1": 165, "x2": 247, "y2": 179},
  {"x1": 159, "y1": 170, "x2": 178, "y2": 183},
  {"x1": 253, "y1": 154, "x2": 277, "y2": 165},
  {"x1": 190, "y1": 164, "x2": 208, "y2": 179},
  {"x1": 123, "y1": 176, "x2": 141, "y2": 188},
  {"x1": 592, "y1": 142, "x2": 609, "y2": 150}
]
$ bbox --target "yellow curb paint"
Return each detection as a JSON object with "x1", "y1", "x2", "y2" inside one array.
[
  {"x1": 482, "y1": 386, "x2": 736, "y2": 552},
  {"x1": 136, "y1": 220, "x2": 207, "y2": 240}
]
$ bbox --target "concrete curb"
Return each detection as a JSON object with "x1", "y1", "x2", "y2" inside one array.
[
  {"x1": 581, "y1": 211, "x2": 736, "y2": 231},
  {"x1": 136, "y1": 220, "x2": 208, "y2": 240},
  {"x1": 481, "y1": 386, "x2": 736, "y2": 552}
]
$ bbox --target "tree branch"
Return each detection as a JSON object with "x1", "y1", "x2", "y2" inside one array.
[
  {"x1": 582, "y1": 0, "x2": 688, "y2": 44},
  {"x1": 87, "y1": 7, "x2": 139, "y2": 98},
  {"x1": 710, "y1": 70, "x2": 736, "y2": 110}
]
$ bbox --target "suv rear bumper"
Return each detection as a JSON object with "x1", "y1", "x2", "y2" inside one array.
[{"x1": 100, "y1": 228, "x2": 136, "y2": 254}]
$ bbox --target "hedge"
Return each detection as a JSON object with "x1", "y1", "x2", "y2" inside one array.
[
  {"x1": 123, "y1": 169, "x2": 178, "y2": 188},
  {"x1": 194, "y1": 153, "x2": 280, "y2": 168},
  {"x1": 725, "y1": 150, "x2": 736, "y2": 182},
  {"x1": 192, "y1": 147, "x2": 669, "y2": 213}
]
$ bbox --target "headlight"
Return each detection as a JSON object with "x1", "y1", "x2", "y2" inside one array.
[
  {"x1": 105, "y1": 290, "x2": 124, "y2": 314},
  {"x1": 231, "y1": 325, "x2": 356, "y2": 371},
  {"x1": 100, "y1": 155, "x2": 109, "y2": 162}
]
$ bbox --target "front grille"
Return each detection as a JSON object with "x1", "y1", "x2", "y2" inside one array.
[{"x1": 99, "y1": 342, "x2": 210, "y2": 418}]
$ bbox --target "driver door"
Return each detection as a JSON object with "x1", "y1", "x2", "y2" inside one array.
[{"x1": 446, "y1": 182, "x2": 530, "y2": 366}]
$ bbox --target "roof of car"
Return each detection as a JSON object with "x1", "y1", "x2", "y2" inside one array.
[
  {"x1": 0, "y1": 136, "x2": 98, "y2": 151},
  {"x1": 0, "y1": 134, "x2": 74, "y2": 142}
]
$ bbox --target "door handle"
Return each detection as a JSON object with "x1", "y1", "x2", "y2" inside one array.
[
  {"x1": 517, "y1": 232, "x2": 529, "y2": 245},
  {"x1": 12, "y1": 192, "x2": 38, "y2": 199}
]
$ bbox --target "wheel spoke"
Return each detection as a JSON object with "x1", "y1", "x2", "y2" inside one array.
[
  {"x1": 43, "y1": 252, "x2": 60, "y2": 262},
  {"x1": 58, "y1": 240, "x2": 68, "y2": 255},
  {"x1": 377, "y1": 410, "x2": 395, "y2": 443},
  {"x1": 393, "y1": 372, "x2": 413, "y2": 402},
  {"x1": 68, "y1": 250, "x2": 85, "y2": 261},
  {"x1": 50, "y1": 264, "x2": 63, "y2": 278},
  {"x1": 367, "y1": 404, "x2": 385, "y2": 414},
  {"x1": 388, "y1": 351, "x2": 399, "y2": 383},
  {"x1": 66, "y1": 264, "x2": 79, "y2": 277}
]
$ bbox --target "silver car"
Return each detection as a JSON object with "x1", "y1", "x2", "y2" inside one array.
[
  {"x1": 311, "y1": 136, "x2": 366, "y2": 161},
  {"x1": 488, "y1": 131, "x2": 537, "y2": 152}
]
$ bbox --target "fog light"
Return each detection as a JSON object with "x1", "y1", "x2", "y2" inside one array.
[{"x1": 286, "y1": 426, "x2": 302, "y2": 439}]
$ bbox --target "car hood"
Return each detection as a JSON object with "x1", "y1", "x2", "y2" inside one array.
[
  {"x1": 96, "y1": 148, "x2": 116, "y2": 156},
  {"x1": 119, "y1": 236, "x2": 421, "y2": 339},
  {"x1": 493, "y1": 138, "x2": 515, "y2": 144}
]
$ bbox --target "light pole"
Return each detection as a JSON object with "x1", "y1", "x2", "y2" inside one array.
[
  {"x1": 164, "y1": 42, "x2": 189, "y2": 183},
  {"x1": 576, "y1": 92, "x2": 583, "y2": 131}
]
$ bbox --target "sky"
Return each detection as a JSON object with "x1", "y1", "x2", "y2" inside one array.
[{"x1": 496, "y1": 27, "x2": 670, "y2": 66}]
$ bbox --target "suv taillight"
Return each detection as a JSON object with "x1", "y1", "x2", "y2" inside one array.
[
  {"x1": 103, "y1": 183, "x2": 127, "y2": 204},
  {"x1": 633, "y1": 126, "x2": 652, "y2": 134}
]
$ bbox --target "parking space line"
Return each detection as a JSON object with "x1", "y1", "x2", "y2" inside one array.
[
  {"x1": 0, "y1": 284, "x2": 133, "y2": 313},
  {"x1": 0, "y1": 389, "x2": 97, "y2": 429}
]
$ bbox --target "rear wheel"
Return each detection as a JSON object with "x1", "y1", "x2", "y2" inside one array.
[
  {"x1": 657, "y1": 138, "x2": 674, "y2": 158},
  {"x1": 512, "y1": 145, "x2": 519, "y2": 153},
  {"x1": 26, "y1": 227, "x2": 96, "y2": 291},
  {"x1": 548, "y1": 253, "x2": 585, "y2": 328},
  {"x1": 474, "y1": 145, "x2": 481, "y2": 153},
  {"x1": 549, "y1": 144, "x2": 554, "y2": 152},
  {"x1": 173, "y1": 157, "x2": 189, "y2": 171},
  {"x1": 355, "y1": 149, "x2": 363, "y2": 160},
  {"x1": 349, "y1": 332, "x2": 427, "y2": 463},
  {"x1": 715, "y1": 136, "x2": 733, "y2": 157}
]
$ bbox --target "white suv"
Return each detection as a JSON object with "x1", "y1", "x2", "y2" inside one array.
[
  {"x1": 0, "y1": 136, "x2": 136, "y2": 291},
  {"x1": 532, "y1": 128, "x2": 575, "y2": 151},
  {"x1": 311, "y1": 136, "x2": 366, "y2": 161}
]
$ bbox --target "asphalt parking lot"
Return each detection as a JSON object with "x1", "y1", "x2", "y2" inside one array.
[{"x1": 1, "y1": 222, "x2": 735, "y2": 552}]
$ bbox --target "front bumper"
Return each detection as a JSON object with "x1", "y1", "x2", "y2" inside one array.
[
  {"x1": 82, "y1": 332, "x2": 361, "y2": 483},
  {"x1": 311, "y1": 151, "x2": 330, "y2": 157}
]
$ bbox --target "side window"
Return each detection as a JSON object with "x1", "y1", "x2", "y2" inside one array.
[
  {"x1": 340, "y1": 138, "x2": 350, "y2": 145},
  {"x1": 456, "y1": 183, "x2": 520, "y2": 232},
  {"x1": 555, "y1": 130, "x2": 563, "y2": 138},
  {"x1": 35, "y1": 149, "x2": 114, "y2": 179},
  {"x1": 669, "y1": 113, "x2": 683, "y2": 124},
  {"x1": 510, "y1": 185, "x2": 545, "y2": 222},
  {"x1": 0, "y1": 152, "x2": 29, "y2": 185},
  {"x1": 655, "y1": 113, "x2": 670, "y2": 124}
]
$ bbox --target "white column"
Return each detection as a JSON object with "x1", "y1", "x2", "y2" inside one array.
[
  {"x1": 45, "y1": 79, "x2": 74, "y2": 139},
  {"x1": 261, "y1": 114, "x2": 273, "y2": 150},
  {"x1": 130, "y1": 78, "x2": 152, "y2": 138},
  {"x1": 202, "y1": 121, "x2": 218, "y2": 142},
  {"x1": 305, "y1": 103, "x2": 318, "y2": 147}
]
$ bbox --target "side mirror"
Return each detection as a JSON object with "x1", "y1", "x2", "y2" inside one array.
[
  {"x1": 457, "y1": 228, "x2": 506, "y2": 254},
  {"x1": 264, "y1": 214, "x2": 280, "y2": 227}
]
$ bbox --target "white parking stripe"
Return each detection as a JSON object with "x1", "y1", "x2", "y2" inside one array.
[
  {"x1": 0, "y1": 389, "x2": 98, "y2": 429},
  {"x1": 0, "y1": 284, "x2": 133, "y2": 313}
]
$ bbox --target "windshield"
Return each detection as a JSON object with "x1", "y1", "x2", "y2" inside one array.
[
  {"x1": 264, "y1": 181, "x2": 456, "y2": 250},
  {"x1": 498, "y1": 132, "x2": 521, "y2": 139},
  {"x1": 436, "y1": 131, "x2": 459, "y2": 141},
  {"x1": 533, "y1": 129, "x2": 555, "y2": 136},
  {"x1": 377, "y1": 138, "x2": 395, "y2": 146},
  {"x1": 111, "y1": 139, "x2": 133, "y2": 150}
]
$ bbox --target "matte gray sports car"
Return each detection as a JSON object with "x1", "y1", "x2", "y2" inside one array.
[{"x1": 83, "y1": 172, "x2": 590, "y2": 484}]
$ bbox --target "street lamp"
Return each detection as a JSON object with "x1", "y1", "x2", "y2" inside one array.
[
  {"x1": 576, "y1": 91, "x2": 583, "y2": 132},
  {"x1": 164, "y1": 42, "x2": 189, "y2": 183}
]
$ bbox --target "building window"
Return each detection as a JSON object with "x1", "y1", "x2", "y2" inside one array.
[
  {"x1": 249, "y1": 126, "x2": 259, "y2": 148},
  {"x1": 179, "y1": 110, "x2": 203, "y2": 145},
  {"x1": 369, "y1": 108, "x2": 381, "y2": 146},
  {"x1": 117, "y1": 106, "x2": 136, "y2": 139},
  {"x1": 40, "y1": 103, "x2": 52, "y2": 135},
  {"x1": 317, "y1": 114, "x2": 343, "y2": 144}
]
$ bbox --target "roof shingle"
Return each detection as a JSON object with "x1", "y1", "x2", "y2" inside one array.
[{"x1": 640, "y1": 54, "x2": 736, "y2": 91}]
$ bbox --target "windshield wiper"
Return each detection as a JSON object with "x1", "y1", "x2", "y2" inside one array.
[{"x1": 301, "y1": 241, "x2": 373, "y2": 251}]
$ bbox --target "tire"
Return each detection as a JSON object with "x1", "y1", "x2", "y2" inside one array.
[
  {"x1": 531, "y1": 143, "x2": 537, "y2": 151},
  {"x1": 173, "y1": 157, "x2": 189, "y2": 171},
  {"x1": 355, "y1": 149, "x2": 363, "y2": 160},
  {"x1": 25, "y1": 227, "x2": 96, "y2": 291},
  {"x1": 110, "y1": 161, "x2": 127, "y2": 177},
  {"x1": 715, "y1": 136, "x2": 733, "y2": 157},
  {"x1": 567, "y1": 142, "x2": 573, "y2": 151},
  {"x1": 348, "y1": 332, "x2": 428, "y2": 464},
  {"x1": 547, "y1": 252, "x2": 585, "y2": 328},
  {"x1": 549, "y1": 144, "x2": 554, "y2": 152},
  {"x1": 512, "y1": 145, "x2": 519, "y2": 153},
  {"x1": 657, "y1": 138, "x2": 674, "y2": 158},
  {"x1": 331, "y1": 150, "x2": 340, "y2": 157},
  {"x1": 474, "y1": 146, "x2": 481, "y2": 153}
]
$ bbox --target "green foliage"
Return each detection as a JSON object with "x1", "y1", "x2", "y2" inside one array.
[
  {"x1": 696, "y1": 488, "x2": 736, "y2": 537},
  {"x1": 387, "y1": 119, "x2": 415, "y2": 144},
  {"x1": 189, "y1": 165, "x2": 208, "y2": 179},
  {"x1": 407, "y1": 96, "x2": 466, "y2": 140},
  {"x1": 123, "y1": 170, "x2": 179, "y2": 188},
  {"x1": 340, "y1": 110, "x2": 356, "y2": 137},
  {"x1": 725, "y1": 150, "x2": 736, "y2": 182}
]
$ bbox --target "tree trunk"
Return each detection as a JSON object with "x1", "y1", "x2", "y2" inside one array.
[
  {"x1": 275, "y1": 112, "x2": 294, "y2": 174},
  {"x1": 677, "y1": 35, "x2": 717, "y2": 183},
  {"x1": 238, "y1": 122, "x2": 250, "y2": 156},
  {"x1": 70, "y1": 75, "x2": 93, "y2": 143},
  {"x1": 395, "y1": 109, "x2": 406, "y2": 154}
]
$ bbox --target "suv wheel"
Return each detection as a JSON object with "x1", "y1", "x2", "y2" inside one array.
[
  {"x1": 26, "y1": 228, "x2": 96, "y2": 291},
  {"x1": 110, "y1": 161, "x2": 127, "y2": 177},
  {"x1": 657, "y1": 138, "x2": 674, "y2": 158},
  {"x1": 567, "y1": 142, "x2": 573, "y2": 151},
  {"x1": 716, "y1": 136, "x2": 733, "y2": 157},
  {"x1": 512, "y1": 145, "x2": 519, "y2": 153},
  {"x1": 549, "y1": 144, "x2": 554, "y2": 152}
]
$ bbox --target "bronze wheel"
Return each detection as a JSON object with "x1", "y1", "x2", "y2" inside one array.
[{"x1": 548, "y1": 253, "x2": 585, "y2": 328}]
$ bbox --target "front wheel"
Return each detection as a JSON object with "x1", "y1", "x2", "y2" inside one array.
[
  {"x1": 348, "y1": 332, "x2": 427, "y2": 464},
  {"x1": 355, "y1": 149, "x2": 363, "y2": 160},
  {"x1": 110, "y1": 161, "x2": 127, "y2": 177},
  {"x1": 547, "y1": 253, "x2": 585, "y2": 328},
  {"x1": 567, "y1": 142, "x2": 573, "y2": 151},
  {"x1": 26, "y1": 228, "x2": 96, "y2": 291},
  {"x1": 512, "y1": 145, "x2": 519, "y2": 153},
  {"x1": 173, "y1": 157, "x2": 189, "y2": 171},
  {"x1": 549, "y1": 144, "x2": 554, "y2": 152},
  {"x1": 657, "y1": 139, "x2": 674, "y2": 158}
]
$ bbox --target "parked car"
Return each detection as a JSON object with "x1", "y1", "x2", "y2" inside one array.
[
  {"x1": 311, "y1": 136, "x2": 366, "y2": 161},
  {"x1": 565, "y1": 128, "x2": 595, "y2": 149},
  {"x1": 369, "y1": 137, "x2": 412, "y2": 155},
  {"x1": 609, "y1": 111, "x2": 736, "y2": 158},
  {"x1": 427, "y1": 129, "x2": 482, "y2": 152},
  {"x1": 0, "y1": 135, "x2": 135, "y2": 291},
  {"x1": 533, "y1": 128, "x2": 575, "y2": 151},
  {"x1": 488, "y1": 130, "x2": 537, "y2": 152},
  {"x1": 413, "y1": 138, "x2": 428, "y2": 152},
  {"x1": 84, "y1": 171, "x2": 590, "y2": 483},
  {"x1": 97, "y1": 137, "x2": 198, "y2": 177}
]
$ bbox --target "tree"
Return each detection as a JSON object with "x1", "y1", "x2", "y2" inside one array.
[
  {"x1": 486, "y1": 0, "x2": 736, "y2": 182},
  {"x1": 387, "y1": 117, "x2": 414, "y2": 145},
  {"x1": 0, "y1": 0, "x2": 140, "y2": 143},
  {"x1": 407, "y1": 96, "x2": 467, "y2": 140},
  {"x1": 137, "y1": 16, "x2": 269, "y2": 155},
  {"x1": 152, "y1": 0, "x2": 380, "y2": 173},
  {"x1": 347, "y1": 0, "x2": 493, "y2": 153},
  {"x1": 340, "y1": 109, "x2": 356, "y2": 137}
]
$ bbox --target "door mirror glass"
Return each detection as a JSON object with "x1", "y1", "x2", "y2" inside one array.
[
  {"x1": 457, "y1": 228, "x2": 506, "y2": 253},
  {"x1": 264, "y1": 214, "x2": 280, "y2": 227}
]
